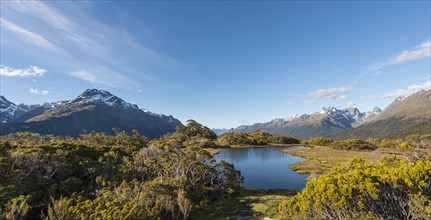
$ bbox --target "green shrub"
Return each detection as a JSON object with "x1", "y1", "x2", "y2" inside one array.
[
  {"x1": 279, "y1": 156, "x2": 431, "y2": 219},
  {"x1": 0, "y1": 125, "x2": 243, "y2": 219},
  {"x1": 330, "y1": 139, "x2": 377, "y2": 150},
  {"x1": 307, "y1": 137, "x2": 334, "y2": 146},
  {"x1": 216, "y1": 130, "x2": 299, "y2": 147}
]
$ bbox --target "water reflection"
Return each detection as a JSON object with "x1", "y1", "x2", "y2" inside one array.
[{"x1": 214, "y1": 146, "x2": 310, "y2": 190}]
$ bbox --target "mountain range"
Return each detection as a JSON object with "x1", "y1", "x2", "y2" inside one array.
[
  {"x1": 1, "y1": 89, "x2": 430, "y2": 140},
  {"x1": 231, "y1": 90, "x2": 430, "y2": 139},
  {"x1": 0, "y1": 89, "x2": 182, "y2": 139},
  {"x1": 333, "y1": 90, "x2": 431, "y2": 139}
]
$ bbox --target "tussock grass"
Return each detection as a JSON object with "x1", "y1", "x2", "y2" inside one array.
[{"x1": 284, "y1": 146, "x2": 384, "y2": 174}]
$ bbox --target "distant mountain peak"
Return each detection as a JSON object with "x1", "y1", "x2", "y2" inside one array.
[
  {"x1": 319, "y1": 107, "x2": 337, "y2": 114},
  {"x1": 289, "y1": 114, "x2": 301, "y2": 120},
  {"x1": 345, "y1": 106, "x2": 360, "y2": 116},
  {"x1": 75, "y1": 89, "x2": 115, "y2": 101},
  {"x1": 234, "y1": 105, "x2": 386, "y2": 139},
  {"x1": 372, "y1": 107, "x2": 382, "y2": 113},
  {"x1": 72, "y1": 89, "x2": 137, "y2": 109}
]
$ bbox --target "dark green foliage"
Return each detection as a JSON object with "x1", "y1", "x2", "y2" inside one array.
[
  {"x1": 370, "y1": 134, "x2": 431, "y2": 161},
  {"x1": 153, "y1": 119, "x2": 218, "y2": 148},
  {"x1": 305, "y1": 137, "x2": 334, "y2": 146},
  {"x1": 329, "y1": 139, "x2": 377, "y2": 150},
  {"x1": 216, "y1": 130, "x2": 300, "y2": 147},
  {"x1": 269, "y1": 134, "x2": 301, "y2": 145},
  {"x1": 0, "y1": 127, "x2": 243, "y2": 219},
  {"x1": 387, "y1": 121, "x2": 431, "y2": 139}
]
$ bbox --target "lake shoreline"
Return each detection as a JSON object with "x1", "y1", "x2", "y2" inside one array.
[
  {"x1": 205, "y1": 144, "x2": 305, "y2": 155},
  {"x1": 214, "y1": 143, "x2": 304, "y2": 148},
  {"x1": 214, "y1": 146, "x2": 310, "y2": 190}
]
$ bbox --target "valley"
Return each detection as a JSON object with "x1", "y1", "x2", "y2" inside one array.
[
  {"x1": 1, "y1": 89, "x2": 430, "y2": 219},
  {"x1": 230, "y1": 90, "x2": 430, "y2": 139},
  {"x1": 2, "y1": 90, "x2": 430, "y2": 140},
  {"x1": 1, "y1": 0, "x2": 430, "y2": 219}
]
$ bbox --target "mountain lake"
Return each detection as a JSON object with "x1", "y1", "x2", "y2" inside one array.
[{"x1": 214, "y1": 146, "x2": 310, "y2": 190}]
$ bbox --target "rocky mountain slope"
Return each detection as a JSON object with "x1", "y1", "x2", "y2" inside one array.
[{"x1": 332, "y1": 90, "x2": 431, "y2": 139}]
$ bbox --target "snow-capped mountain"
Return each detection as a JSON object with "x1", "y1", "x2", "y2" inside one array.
[
  {"x1": 334, "y1": 91, "x2": 430, "y2": 139},
  {"x1": 234, "y1": 91, "x2": 429, "y2": 139},
  {"x1": 71, "y1": 89, "x2": 138, "y2": 110},
  {"x1": 1, "y1": 89, "x2": 182, "y2": 138},
  {"x1": 0, "y1": 96, "x2": 27, "y2": 124},
  {"x1": 234, "y1": 106, "x2": 382, "y2": 139},
  {"x1": 351, "y1": 107, "x2": 382, "y2": 127},
  {"x1": 0, "y1": 94, "x2": 77, "y2": 125}
]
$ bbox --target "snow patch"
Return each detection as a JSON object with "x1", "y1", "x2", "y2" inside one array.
[
  {"x1": 73, "y1": 89, "x2": 138, "y2": 110},
  {"x1": 396, "y1": 96, "x2": 407, "y2": 101}
]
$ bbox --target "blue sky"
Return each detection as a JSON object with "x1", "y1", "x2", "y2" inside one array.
[{"x1": 1, "y1": 1, "x2": 430, "y2": 128}]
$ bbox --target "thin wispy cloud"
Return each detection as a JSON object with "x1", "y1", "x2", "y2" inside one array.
[
  {"x1": 392, "y1": 41, "x2": 430, "y2": 64},
  {"x1": 371, "y1": 71, "x2": 383, "y2": 77},
  {"x1": 70, "y1": 67, "x2": 134, "y2": 88},
  {"x1": 382, "y1": 81, "x2": 430, "y2": 98},
  {"x1": 6, "y1": 1, "x2": 95, "y2": 48},
  {"x1": 0, "y1": 18, "x2": 63, "y2": 54},
  {"x1": 70, "y1": 71, "x2": 97, "y2": 84},
  {"x1": 308, "y1": 86, "x2": 352, "y2": 101},
  {"x1": 369, "y1": 40, "x2": 431, "y2": 74},
  {"x1": 29, "y1": 88, "x2": 49, "y2": 95},
  {"x1": 1, "y1": 1, "x2": 182, "y2": 89},
  {"x1": 0, "y1": 65, "x2": 47, "y2": 77},
  {"x1": 363, "y1": 80, "x2": 430, "y2": 100},
  {"x1": 407, "y1": 81, "x2": 431, "y2": 91}
]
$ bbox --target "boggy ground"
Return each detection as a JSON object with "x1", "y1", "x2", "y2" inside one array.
[{"x1": 190, "y1": 189, "x2": 297, "y2": 220}]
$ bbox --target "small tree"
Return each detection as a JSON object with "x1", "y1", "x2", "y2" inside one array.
[
  {"x1": 42, "y1": 197, "x2": 71, "y2": 220},
  {"x1": 177, "y1": 188, "x2": 193, "y2": 220}
]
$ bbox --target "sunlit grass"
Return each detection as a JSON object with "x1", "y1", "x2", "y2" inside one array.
[
  {"x1": 203, "y1": 147, "x2": 221, "y2": 155},
  {"x1": 283, "y1": 146, "x2": 385, "y2": 174}
]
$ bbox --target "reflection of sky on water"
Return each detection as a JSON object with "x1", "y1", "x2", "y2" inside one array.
[{"x1": 214, "y1": 146, "x2": 310, "y2": 190}]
